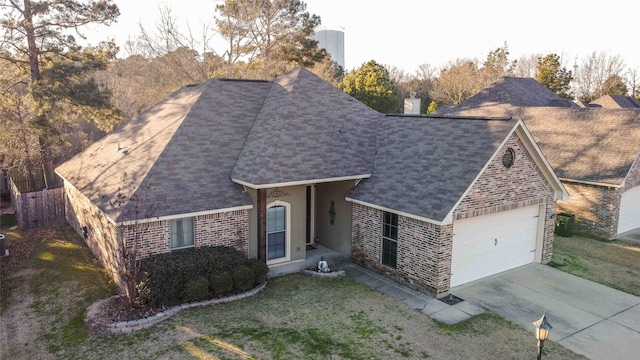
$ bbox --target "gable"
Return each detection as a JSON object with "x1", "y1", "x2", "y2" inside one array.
[
  {"x1": 442, "y1": 104, "x2": 640, "y2": 186},
  {"x1": 347, "y1": 116, "x2": 566, "y2": 224},
  {"x1": 452, "y1": 133, "x2": 559, "y2": 221}
]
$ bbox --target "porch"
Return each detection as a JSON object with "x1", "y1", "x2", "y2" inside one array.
[{"x1": 268, "y1": 244, "x2": 350, "y2": 277}]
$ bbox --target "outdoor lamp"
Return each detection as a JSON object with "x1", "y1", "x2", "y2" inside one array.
[{"x1": 533, "y1": 312, "x2": 552, "y2": 360}]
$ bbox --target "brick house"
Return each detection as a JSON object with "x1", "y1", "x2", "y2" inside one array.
[
  {"x1": 56, "y1": 68, "x2": 566, "y2": 297},
  {"x1": 443, "y1": 77, "x2": 640, "y2": 239}
]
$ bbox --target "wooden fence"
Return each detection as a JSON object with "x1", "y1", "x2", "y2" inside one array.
[{"x1": 9, "y1": 177, "x2": 65, "y2": 229}]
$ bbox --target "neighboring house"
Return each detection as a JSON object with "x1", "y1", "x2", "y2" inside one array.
[
  {"x1": 442, "y1": 77, "x2": 640, "y2": 239},
  {"x1": 56, "y1": 68, "x2": 566, "y2": 297},
  {"x1": 588, "y1": 94, "x2": 640, "y2": 109}
]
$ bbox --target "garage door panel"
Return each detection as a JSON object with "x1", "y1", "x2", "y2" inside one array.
[
  {"x1": 451, "y1": 206, "x2": 539, "y2": 287},
  {"x1": 618, "y1": 187, "x2": 640, "y2": 235}
]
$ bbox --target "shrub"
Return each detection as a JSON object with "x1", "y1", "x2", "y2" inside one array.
[
  {"x1": 181, "y1": 275, "x2": 210, "y2": 303},
  {"x1": 232, "y1": 265, "x2": 255, "y2": 292},
  {"x1": 138, "y1": 245, "x2": 263, "y2": 307},
  {"x1": 209, "y1": 271, "x2": 233, "y2": 296},
  {"x1": 246, "y1": 258, "x2": 269, "y2": 285}
]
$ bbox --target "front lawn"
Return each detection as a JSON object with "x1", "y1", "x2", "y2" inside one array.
[
  {"x1": 550, "y1": 234, "x2": 640, "y2": 296},
  {"x1": 0, "y1": 224, "x2": 587, "y2": 359}
]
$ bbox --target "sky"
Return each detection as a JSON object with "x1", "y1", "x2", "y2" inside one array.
[{"x1": 87, "y1": 0, "x2": 640, "y2": 74}]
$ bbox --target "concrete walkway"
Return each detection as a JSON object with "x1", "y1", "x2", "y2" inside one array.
[
  {"x1": 340, "y1": 263, "x2": 486, "y2": 324},
  {"x1": 452, "y1": 264, "x2": 640, "y2": 360}
]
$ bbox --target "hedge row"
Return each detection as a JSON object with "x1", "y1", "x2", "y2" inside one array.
[{"x1": 138, "y1": 246, "x2": 269, "y2": 308}]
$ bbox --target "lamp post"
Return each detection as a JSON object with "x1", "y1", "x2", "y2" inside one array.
[{"x1": 533, "y1": 312, "x2": 553, "y2": 360}]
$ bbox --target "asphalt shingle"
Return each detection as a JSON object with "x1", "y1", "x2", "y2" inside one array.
[
  {"x1": 348, "y1": 115, "x2": 516, "y2": 222},
  {"x1": 443, "y1": 77, "x2": 640, "y2": 186},
  {"x1": 57, "y1": 79, "x2": 271, "y2": 222},
  {"x1": 231, "y1": 67, "x2": 381, "y2": 186}
]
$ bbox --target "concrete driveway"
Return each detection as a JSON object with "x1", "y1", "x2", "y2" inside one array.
[{"x1": 451, "y1": 264, "x2": 640, "y2": 360}]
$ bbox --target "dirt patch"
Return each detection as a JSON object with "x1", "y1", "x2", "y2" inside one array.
[{"x1": 0, "y1": 268, "x2": 54, "y2": 360}]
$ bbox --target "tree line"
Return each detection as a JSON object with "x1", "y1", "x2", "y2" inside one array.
[{"x1": 1, "y1": 1, "x2": 638, "y2": 185}]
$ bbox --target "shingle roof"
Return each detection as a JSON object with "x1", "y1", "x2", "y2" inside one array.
[
  {"x1": 452, "y1": 77, "x2": 578, "y2": 111},
  {"x1": 444, "y1": 105, "x2": 640, "y2": 185},
  {"x1": 347, "y1": 115, "x2": 517, "y2": 222},
  {"x1": 589, "y1": 95, "x2": 640, "y2": 108},
  {"x1": 231, "y1": 67, "x2": 381, "y2": 187},
  {"x1": 57, "y1": 67, "x2": 380, "y2": 222},
  {"x1": 56, "y1": 79, "x2": 271, "y2": 222}
]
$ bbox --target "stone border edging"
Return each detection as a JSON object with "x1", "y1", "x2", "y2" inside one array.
[
  {"x1": 301, "y1": 269, "x2": 346, "y2": 278},
  {"x1": 92, "y1": 281, "x2": 267, "y2": 334}
]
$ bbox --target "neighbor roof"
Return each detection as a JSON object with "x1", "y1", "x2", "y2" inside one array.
[
  {"x1": 451, "y1": 77, "x2": 578, "y2": 111},
  {"x1": 444, "y1": 105, "x2": 640, "y2": 186},
  {"x1": 443, "y1": 77, "x2": 640, "y2": 186},
  {"x1": 56, "y1": 67, "x2": 381, "y2": 222},
  {"x1": 589, "y1": 95, "x2": 640, "y2": 108},
  {"x1": 348, "y1": 115, "x2": 524, "y2": 223}
]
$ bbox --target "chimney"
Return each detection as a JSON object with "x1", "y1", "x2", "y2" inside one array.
[{"x1": 404, "y1": 92, "x2": 421, "y2": 115}]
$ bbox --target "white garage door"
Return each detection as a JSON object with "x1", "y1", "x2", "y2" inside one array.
[
  {"x1": 618, "y1": 186, "x2": 640, "y2": 235},
  {"x1": 451, "y1": 205, "x2": 540, "y2": 287}
]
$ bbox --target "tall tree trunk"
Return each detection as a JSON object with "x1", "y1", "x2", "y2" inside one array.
[
  {"x1": 24, "y1": 0, "x2": 41, "y2": 82},
  {"x1": 24, "y1": 0, "x2": 54, "y2": 186}
]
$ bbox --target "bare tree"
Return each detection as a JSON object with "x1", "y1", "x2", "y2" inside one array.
[
  {"x1": 430, "y1": 58, "x2": 481, "y2": 106},
  {"x1": 624, "y1": 67, "x2": 640, "y2": 98},
  {"x1": 108, "y1": 172, "x2": 156, "y2": 308},
  {"x1": 515, "y1": 54, "x2": 542, "y2": 78},
  {"x1": 574, "y1": 51, "x2": 626, "y2": 102},
  {"x1": 132, "y1": 5, "x2": 218, "y2": 84}
]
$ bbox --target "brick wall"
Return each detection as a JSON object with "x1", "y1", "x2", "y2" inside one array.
[
  {"x1": 455, "y1": 135, "x2": 556, "y2": 263},
  {"x1": 64, "y1": 179, "x2": 251, "y2": 286},
  {"x1": 555, "y1": 154, "x2": 640, "y2": 239},
  {"x1": 351, "y1": 203, "x2": 453, "y2": 297},
  {"x1": 351, "y1": 133, "x2": 558, "y2": 297},
  {"x1": 556, "y1": 182, "x2": 616, "y2": 238},
  {"x1": 64, "y1": 180, "x2": 123, "y2": 285},
  {"x1": 122, "y1": 210, "x2": 249, "y2": 258}
]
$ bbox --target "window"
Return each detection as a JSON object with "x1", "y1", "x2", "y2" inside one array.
[
  {"x1": 267, "y1": 205, "x2": 287, "y2": 261},
  {"x1": 170, "y1": 217, "x2": 194, "y2": 249},
  {"x1": 382, "y1": 212, "x2": 398, "y2": 268}
]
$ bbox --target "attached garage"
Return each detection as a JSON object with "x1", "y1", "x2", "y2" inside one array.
[
  {"x1": 450, "y1": 205, "x2": 543, "y2": 287},
  {"x1": 618, "y1": 186, "x2": 640, "y2": 235}
]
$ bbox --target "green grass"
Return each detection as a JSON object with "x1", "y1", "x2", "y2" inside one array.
[
  {"x1": 0, "y1": 213, "x2": 17, "y2": 229},
  {"x1": 551, "y1": 234, "x2": 640, "y2": 296},
  {"x1": 0, "y1": 214, "x2": 18, "y2": 231},
  {"x1": 1, "y1": 225, "x2": 114, "y2": 355},
  {"x1": 2, "y1": 224, "x2": 589, "y2": 360}
]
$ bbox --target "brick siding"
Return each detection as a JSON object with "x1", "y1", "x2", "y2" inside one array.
[
  {"x1": 557, "y1": 182, "x2": 617, "y2": 238},
  {"x1": 557, "y1": 155, "x2": 640, "y2": 239},
  {"x1": 64, "y1": 181, "x2": 123, "y2": 285},
  {"x1": 455, "y1": 135, "x2": 556, "y2": 264},
  {"x1": 351, "y1": 134, "x2": 557, "y2": 297},
  {"x1": 64, "y1": 179, "x2": 250, "y2": 286},
  {"x1": 122, "y1": 211, "x2": 249, "y2": 258}
]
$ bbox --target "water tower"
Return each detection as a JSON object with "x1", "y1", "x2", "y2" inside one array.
[{"x1": 313, "y1": 27, "x2": 345, "y2": 69}]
